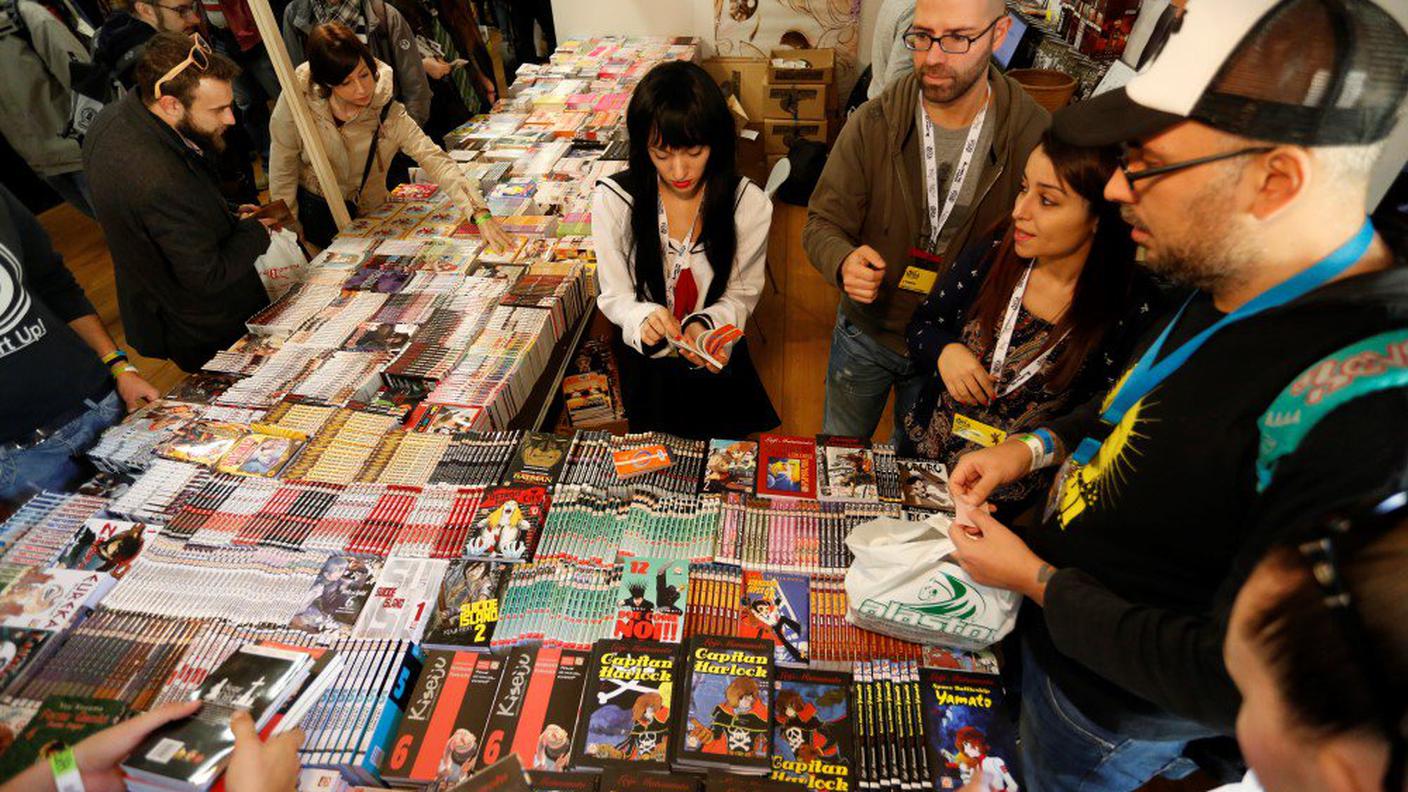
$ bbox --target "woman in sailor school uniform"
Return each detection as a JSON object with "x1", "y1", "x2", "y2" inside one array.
[{"x1": 591, "y1": 60, "x2": 779, "y2": 440}]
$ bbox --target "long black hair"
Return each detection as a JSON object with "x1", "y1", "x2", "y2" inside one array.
[
  {"x1": 615, "y1": 60, "x2": 741, "y2": 308},
  {"x1": 966, "y1": 129, "x2": 1139, "y2": 391}
]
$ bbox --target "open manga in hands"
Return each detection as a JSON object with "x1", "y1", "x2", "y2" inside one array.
[{"x1": 668, "y1": 324, "x2": 744, "y2": 369}]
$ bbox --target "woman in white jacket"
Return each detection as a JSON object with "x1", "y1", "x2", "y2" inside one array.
[
  {"x1": 267, "y1": 21, "x2": 510, "y2": 251},
  {"x1": 591, "y1": 61, "x2": 778, "y2": 439}
]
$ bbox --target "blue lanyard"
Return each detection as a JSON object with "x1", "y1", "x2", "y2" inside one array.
[{"x1": 1071, "y1": 217, "x2": 1377, "y2": 465}]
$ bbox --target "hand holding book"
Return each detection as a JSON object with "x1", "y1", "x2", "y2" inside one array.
[{"x1": 670, "y1": 322, "x2": 744, "y2": 373}]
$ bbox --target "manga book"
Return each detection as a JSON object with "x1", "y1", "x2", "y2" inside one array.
[
  {"x1": 769, "y1": 668, "x2": 853, "y2": 791},
  {"x1": 897, "y1": 459, "x2": 955, "y2": 513},
  {"x1": 737, "y1": 572, "x2": 809, "y2": 666},
  {"x1": 571, "y1": 640, "x2": 679, "y2": 772},
  {"x1": 55, "y1": 518, "x2": 154, "y2": 578},
  {"x1": 816, "y1": 436, "x2": 877, "y2": 502},
  {"x1": 613, "y1": 557, "x2": 689, "y2": 644},
  {"x1": 701, "y1": 440, "x2": 757, "y2": 495},
  {"x1": 288, "y1": 554, "x2": 380, "y2": 640},
  {"x1": 919, "y1": 669, "x2": 1020, "y2": 792},
  {"x1": 382, "y1": 650, "x2": 505, "y2": 787},
  {"x1": 422, "y1": 559, "x2": 508, "y2": 651},
  {"x1": 673, "y1": 635, "x2": 774, "y2": 774},
  {"x1": 754, "y1": 436, "x2": 817, "y2": 500},
  {"x1": 465, "y1": 487, "x2": 549, "y2": 563}
]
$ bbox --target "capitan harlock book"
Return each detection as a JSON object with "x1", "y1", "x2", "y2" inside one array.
[
  {"x1": 383, "y1": 650, "x2": 505, "y2": 788},
  {"x1": 423, "y1": 559, "x2": 508, "y2": 651},
  {"x1": 613, "y1": 557, "x2": 689, "y2": 644},
  {"x1": 672, "y1": 635, "x2": 774, "y2": 774},
  {"x1": 702, "y1": 440, "x2": 757, "y2": 495},
  {"x1": 816, "y1": 436, "x2": 877, "y2": 502},
  {"x1": 123, "y1": 644, "x2": 313, "y2": 791},
  {"x1": 288, "y1": 554, "x2": 380, "y2": 640},
  {"x1": 0, "y1": 696, "x2": 127, "y2": 782},
  {"x1": 737, "y1": 571, "x2": 809, "y2": 666},
  {"x1": 465, "y1": 486, "x2": 549, "y2": 563},
  {"x1": 571, "y1": 640, "x2": 679, "y2": 772},
  {"x1": 754, "y1": 435, "x2": 816, "y2": 500},
  {"x1": 770, "y1": 669, "x2": 853, "y2": 792},
  {"x1": 601, "y1": 769, "x2": 702, "y2": 792},
  {"x1": 918, "y1": 669, "x2": 1020, "y2": 792},
  {"x1": 503, "y1": 432, "x2": 573, "y2": 487},
  {"x1": 479, "y1": 646, "x2": 591, "y2": 774}
]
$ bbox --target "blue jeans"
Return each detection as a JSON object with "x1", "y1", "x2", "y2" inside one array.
[
  {"x1": 0, "y1": 391, "x2": 122, "y2": 502},
  {"x1": 823, "y1": 308, "x2": 924, "y2": 441},
  {"x1": 1019, "y1": 641, "x2": 1201, "y2": 791}
]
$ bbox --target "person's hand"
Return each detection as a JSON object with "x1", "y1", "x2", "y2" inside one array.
[
  {"x1": 948, "y1": 509, "x2": 1054, "y2": 605},
  {"x1": 639, "y1": 306, "x2": 682, "y2": 348},
  {"x1": 680, "y1": 321, "x2": 726, "y2": 373},
  {"x1": 422, "y1": 56, "x2": 452, "y2": 80},
  {"x1": 478, "y1": 73, "x2": 498, "y2": 104},
  {"x1": 225, "y1": 710, "x2": 303, "y2": 792},
  {"x1": 114, "y1": 370, "x2": 159, "y2": 412},
  {"x1": 237, "y1": 204, "x2": 278, "y2": 229},
  {"x1": 937, "y1": 343, "x2": 996, "y2": 406},
  {"x1": 949, "y1": 440, "x2": 1032, "y2": 508},
  {"x1": 70, "y1": 699, "x2": 201, "y2": 792},
  {"x1": 476, "y1": 214, "x2": 514, "y2": 254},
  {"x1": 840, "y1": 245, "x2": 886, "y2": 304}
]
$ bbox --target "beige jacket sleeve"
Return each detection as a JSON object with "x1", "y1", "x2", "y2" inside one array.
[
  {"x1": 385, "y1": 103, "x2": 488, "y2": 220},
  {"x1": 267, "y1": 94, "x2": 306, "y2": 223}
]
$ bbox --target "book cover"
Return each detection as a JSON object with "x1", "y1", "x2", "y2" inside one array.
[
  {"x1": 519, "y1": 648, "x2": 590, "y2": 773},
  {"x1": 446, "y1": 753, "x2": 533, "y2": 792},
  {"x1": 55, "y1": 518, "x2": 154, "y2": 578},
  {"x1": 422, "y1": 560, "x2": 508, "y2": 651},
  {"x1": 502, "y1": 433, "x2": 573, "y2": 487},
  {"x1": 816, "y1": 437, "x2": 877, "y2": 502},
  {"x1": 384, "y1": 650, "x2": 505, "y2": 787},
  {"x1": 613, "y1": 558, "x2": 688, "y2": 644},
  {"x1": 675, "y1": 635, "x2": 774, "y2": 774},
  {"x1": 124, "y1": 646, "x2": 311, "y2": 788},
  {"x1": 478, "y1": 646, "x2": 540, "y2": 770},
  {"x1": 215, "y1": 431, "x2": 303, "y2": 478},
  {"x1": 754, "y1": 435, "x2": 817, "y2": 500},
  {"x1": 288, "y1": 554, "x2": 380, "y2": 641},
  {"x1": 701, "y1": 440, "x2": 757, "y2": 495},
  {"x1": 918, "y1": 669, "x2": 1020, "y2": 792},
  {"x1": 465, "y1": 487, "x2": 549, "y2": 563},
  {"x1": 351, "y1": 557, "x2": 448, "y2": 641},
  {"x1": 897, "y1": 460, "x2": 954, "y2": 512},
  {"x1": 770, "y1": 669, "x2": 853, "y2": 791},
  {"x1": 0, "y1": 626, "x2": 55, "y2": 694},
  {"x1": 531, "y1": 771, "x2": 601, "y2": 792},
  {"x1": 737, "y1": 572, "x2": 809, "y2": 666},
  {"x1": 0, "y1": 567, "x2": 115, "y2": 631},
  {"x1": 0, "y1": 696, "x2": 127, "y2": 782},
  {"x1": 571, "y1": 640, "x2": 678, "y2": 772},
  {"x1": 612, "y1": 445, "x2": 673, "y2": 479},
  {"x1": 601, "y1": 770, "x2": 702, "y2": 792}
]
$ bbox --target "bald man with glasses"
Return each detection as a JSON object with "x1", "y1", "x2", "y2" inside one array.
[{"x1": 804, "y1": 0, "x2": 1049, "y2": 442}]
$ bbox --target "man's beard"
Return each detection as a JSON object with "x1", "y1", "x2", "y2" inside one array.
[
  {"x1": 1124, "y1": 173, "x2": 1258, "y2": 295},
  {"x1": 177, "y1": 117, "x2": 227, "y2": 154},
  {"x1": 918, "y1": 54, "x2": 988, "y2": 105}
]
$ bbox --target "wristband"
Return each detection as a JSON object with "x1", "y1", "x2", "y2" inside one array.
[
  {"x1": 48, "y1": 746, "x2": 84, "y2": 792},
  {"x1": 1014, "y1": 433, "x2": 1055, "y2": 471},
  {"x1": 1032, "y1": 428, "x2": 1057, "y2": 457},
  {"x1": 112, "y1": 363, "x2": 139, "y2": 377},
  {"x1": 101, "y1": 350, "x2": 128, "y2": 367},
  {"x1": 473, "y1": 210, "x2": 493, "y2": 225}
]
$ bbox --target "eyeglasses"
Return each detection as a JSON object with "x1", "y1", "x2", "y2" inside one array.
[
  {"x1": 902, "y1": 16, "x2": 1003, "y2": 54},
  {"x1": 152, "y1": 1, "x2": 200, "y2": 18},
  {"x1": 1117, "y1": 144, "x2": 1274, "y2": 196},
  {"x1": 153, "y1": 33, "x2": 211, "y2": 100},
  {"x1": 1299, "y1": 491, "x2": 1407, "y2": 792}
]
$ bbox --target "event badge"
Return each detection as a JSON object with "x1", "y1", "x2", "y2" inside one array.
[
  {"x1": 899, "y1": 246, "x2": 942, "y2": 294},
  {"x1": 952, "y1": 413, "x2": 1007, "y2": 447}
]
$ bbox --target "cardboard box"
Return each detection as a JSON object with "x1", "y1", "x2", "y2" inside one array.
[
  {"x1": 763, "y1": 118, "x2": 829, "y2": 155},
  {"x1": 702, "y1": 57, "x2": 769, "y2": 122},
  {"x1": 760, "y1": 81, "x2": 829, "y2": 120},
  {"x1": 767, "y1": 48, "x2": 836, "y2": 85}
]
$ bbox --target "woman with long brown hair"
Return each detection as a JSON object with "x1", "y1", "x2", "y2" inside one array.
[{"x1": 902, "y1": 127, "x2": 1164, "y2": 517}]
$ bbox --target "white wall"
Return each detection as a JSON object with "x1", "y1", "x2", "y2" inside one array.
[{"x1": 550, "y1": 0, "x2": 883, "y2": 64}]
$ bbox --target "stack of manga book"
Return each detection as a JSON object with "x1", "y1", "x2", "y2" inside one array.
[
  {"x1": 671, "y1": 636, "x2": 775, "y2": 774},
  {"x1": 493, "y1": 560, "x2": 622, "y2": 650}
]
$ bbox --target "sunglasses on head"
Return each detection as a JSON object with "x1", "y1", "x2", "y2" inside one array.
[
  {"x1": 1299, "y1": 491, "x2": 1407, "y2": 792},
  {"x1": 154, "y1": 33, "x2": 212, "y2": 100}
]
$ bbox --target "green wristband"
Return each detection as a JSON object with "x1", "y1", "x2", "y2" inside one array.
[{"x1": 49, "y1": 746, "x2": 84, "y2": 792}]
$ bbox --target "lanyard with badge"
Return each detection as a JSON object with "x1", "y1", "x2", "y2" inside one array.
[
  {"x1": 1042, "y1": 218, "x2": 1377, "y2": 520},
  {"x1": 952, "y1": 264, "x2": 1070, "y2": 447},
  {"x1": 658, "y1": 194, "x2": 701, "y2": 317},
  {"x1": 899, "y1": 85, "x2": 990, "y2": 295}
]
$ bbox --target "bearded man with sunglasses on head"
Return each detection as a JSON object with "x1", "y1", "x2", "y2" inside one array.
[{"x1": 84, "y1": 31, "x2": 272, "y2": 373}]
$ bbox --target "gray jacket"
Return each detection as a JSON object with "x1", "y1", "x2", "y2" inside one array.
[
  {"x1": 0, "y1": 0, "x2": 89, "y2": 176},
  {"x1": 282, "y1": 0, "x2": 431, "y2": 125}
]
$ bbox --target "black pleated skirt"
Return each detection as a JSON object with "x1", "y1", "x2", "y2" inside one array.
[{"x1": 617, "y1": 337, "x2": 780, "y2": 440}]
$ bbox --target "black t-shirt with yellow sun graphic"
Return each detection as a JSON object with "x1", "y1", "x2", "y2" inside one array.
[{"x1": 1021, "y1": 264, "x2": 1408, "y2": 735}]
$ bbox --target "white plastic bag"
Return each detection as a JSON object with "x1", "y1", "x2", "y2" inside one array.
[
  {"x1": 253, "y1": 228, "x2": 310, "y2": 300},
  {"x1": 844, "y1": 514, "x2": 1020, "y2": 651}
]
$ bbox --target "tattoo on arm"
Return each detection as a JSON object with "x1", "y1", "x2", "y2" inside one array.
[{"x1": 1036, "y1": 564, "x2": 1057, "y2": 585}]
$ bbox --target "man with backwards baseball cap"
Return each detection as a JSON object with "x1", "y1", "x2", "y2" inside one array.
[{"x1": 939, "y1": 0, "x2": 1408, "y2": 788}]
